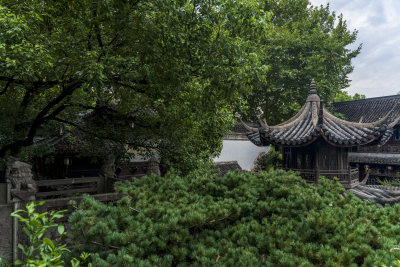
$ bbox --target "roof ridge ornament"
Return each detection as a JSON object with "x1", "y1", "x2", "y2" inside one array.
[
  {"x1": 307, "y1": 79, "x2": 320, "y2": 103},
  {"x1": 309, "y1": 79, "x2": 317, "y2": 95}
]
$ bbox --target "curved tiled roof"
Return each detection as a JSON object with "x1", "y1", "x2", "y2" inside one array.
[
  {"x1": 350, "y1": 185, "x2": 400, "y2": 205},
  {"x1": 333, "y1": 95, "x2": 400, "y2": 124},
  {"x1": 246, "y1": 81, "x2": 400, "y2": 147}
]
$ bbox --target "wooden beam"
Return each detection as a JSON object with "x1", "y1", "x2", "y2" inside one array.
[
  {"x1": 40, "y1": 193, "x2": 123, "y2": 208},
  {"x1": 36, "y1": 177, "x2": 100, "y2": 186},
  {"x1": 36, "y1": 186, "x2": 98, "y2": 198}
]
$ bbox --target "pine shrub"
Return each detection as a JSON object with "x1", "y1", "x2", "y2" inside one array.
[{"x1": 69, "y1": 170, "x2": 400, "y2": 266}]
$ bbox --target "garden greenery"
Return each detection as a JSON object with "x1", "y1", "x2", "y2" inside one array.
[
  {"x1": 70, "y1": 170, "x2": 400, "y2": 266},
  {"x1": 1, "y1": 201, "x2": 91, "y2": 267}
]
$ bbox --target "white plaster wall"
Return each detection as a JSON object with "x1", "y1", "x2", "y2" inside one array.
[{"x1": 214, "y1": 140, "x2": 270, "y2": 171}]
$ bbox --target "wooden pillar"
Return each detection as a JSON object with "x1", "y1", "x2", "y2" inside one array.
[
  {"x1": 347, "y1": 166, "x2": 352, "y2": 187},
  {"x1": 314, "y1": 145, "x2": 320, "y2": 185},
  {"x1": 99, "y1": 154, "x2": 116, "y2": 193},
  {"x1": 337, "y1": 148, "x2": 342, "y2": 170}
]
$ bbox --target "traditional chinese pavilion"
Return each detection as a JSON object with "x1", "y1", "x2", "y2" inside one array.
[{"x1": 244, "y1": 80, "x2": 399, "y2": 188}]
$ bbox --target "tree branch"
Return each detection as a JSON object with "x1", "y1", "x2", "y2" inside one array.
[
  {"x1": 96, "y1": 29, "x2": 104, "y2": 50},
  {"x1": 61, "y1": 64, "x2": 70, "y2": 81},
  {"x1": 107, "y1": 33, "x2": 119, "y2": 47},
  {"x1": 53, "y1": 117, "x2": 122, "y2": 143},
  {"x1": 0, "y1": 76, "x2": 58, "y2": 87},
  {"x1": 0, "y1": 80, "x2": 82, "y2": 158},
  {"x1": 91, "y1": 241, "x2": 120, "y2": 250},
  {"x1": 66, "y1": 103, "x2": 116, "y2": 113},
  {"x1": 53, "y1": 117, "x2": 158, "y2": 151},
  {"x1": 0, "y1": 79, "x2": 12, "y2": 96},
  {"x1": 87, "y1": 33, "x2": 92, "y2": 51},
  {"x1": 42, "y1": 104, "x2": 67, "y2": 121},
  {"x1": 113, "y1": 81, "x2": 147, "y2": 94},
  {"x1": 92, "y1": 6, "x2": 105, "y2": 62},
  {"x1": 111, "y1": 75, "x2": 149, "y2": 95}
]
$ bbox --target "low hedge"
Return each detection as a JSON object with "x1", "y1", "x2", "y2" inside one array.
[{"x1": 69, "y1": 169, "x2": 400, "y2": 266}]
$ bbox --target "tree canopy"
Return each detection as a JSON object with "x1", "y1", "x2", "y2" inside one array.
[
  {"x1": 0, "y1": 0, "x2": 362, "y2": 170},
  {"x1": 0, "y1": 0, "x2": 269, "y2": 171},
  {"x1": 334, "y1": 90, "x2": 366, "y2": 102},
  {"x1": 242, "y1": 0, "x2": 361, "y2": 124}
]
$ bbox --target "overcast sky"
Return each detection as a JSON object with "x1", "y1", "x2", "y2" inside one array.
[{"x1": 308, "y1": 0, "x2": 400, "y2": 97}]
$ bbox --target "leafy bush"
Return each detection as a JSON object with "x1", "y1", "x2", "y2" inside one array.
[
  {"x1": 0, "y1": 258, "x2": 8, "y2": 267},
  {"x1": 7, "y1": 201, "x2": 90, "y2": 267},
  {"x1": 261, "y1": 146, "x2": 282, "y2": 171},
  {"x1": 70, "y1": 170, "x2": 400, "y2": 266}
]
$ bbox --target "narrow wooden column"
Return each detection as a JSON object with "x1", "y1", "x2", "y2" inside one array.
[
  {"x1": 347, "y1": 166, "x2": 352, "y2": 188},
  {"x1": 314, "y1": 143, "x2": 320, "y2": 185}
]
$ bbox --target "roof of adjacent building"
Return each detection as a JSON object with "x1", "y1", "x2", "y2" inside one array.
[
  {"x1": 232, "y1": 122, "x2": 259, "y2": 134},
  {"x1": 348, "y1": 152, "x2": 400, "y2": 165},
  {"x1": 350, "y1": 185, "x2": 400, "y2": 205},
  {"x1": 245, "y1": 81, "x2": 400, "y2": 147},
  {"x1": 333, "y1": 95, "x2": 400, "y2": 124},
  {"x1": 214, "y1": 161, "x2": 242, "y2": 177},
  {"x1": 225, "y1": 122, "x2": 260, "y2": 140}
]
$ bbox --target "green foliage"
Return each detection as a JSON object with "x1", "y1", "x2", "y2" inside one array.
[
  {"x1": 0, "y1": 258, "x2": 10, "y2": 267},
  {"x1": 334, "y1": 90, "x2": 366, "y2": 102},
  {"x1": 0, "y1": 0, "x2": 270, "y2": 173},
  {"x1": 260, "y1": 146, "x2": 282, "y2": 171},
  {"x1": 9, "y1": 201, "x2": 91, "y2": 267},
  {"x1": 243, "y1": 0, "x2": 361, "y2": 124},
  {"x1": 375, "y1": 178, "x2": 400, "y2": 187},
  {"x1": 70, "y1": 170, "x2": 400, "y2": 266}
]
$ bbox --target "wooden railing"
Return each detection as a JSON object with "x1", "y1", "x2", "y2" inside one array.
[{"x1": 35, "y1": 177, "x2": 103, "y2": 199}]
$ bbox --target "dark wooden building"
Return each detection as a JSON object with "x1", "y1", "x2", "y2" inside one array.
[
  {"x1": 245, "y1": 81, "x2": 398, "y2": 188},
  {"x1": 334, "y1": 95, "x2": 400, "y2": 184}
]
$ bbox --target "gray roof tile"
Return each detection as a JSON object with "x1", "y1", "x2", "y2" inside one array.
[
  {"x1": 333, "y1": 95, "x2": 400, "y2": 124},
  {"x1": 245, "y1": 81, "x2": 398, "y2": 147}
]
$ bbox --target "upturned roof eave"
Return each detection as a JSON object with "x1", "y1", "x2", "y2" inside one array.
[{"x1": 245, "y1": 80, "x2": 398, "y2": 148}]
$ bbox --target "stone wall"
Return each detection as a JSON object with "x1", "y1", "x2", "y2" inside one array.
[
  {"x1": 0, "y1": 204, "x2": 13, "y2": 262},
  {"x1": 214, "y1": 140, "x2": 270, "y2": 170},
  {"x1": 0, "y1": 183, "x2": 7, "y2": 204}
]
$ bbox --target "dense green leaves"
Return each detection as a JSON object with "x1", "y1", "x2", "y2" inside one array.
[
  {"x1": 0, "y1": 0, "x2": 269, "y2": 171},
  {"x1": 243, "y1": 0, "x2": 360, "y2": 124},
  {"x1": 334, "y1": 90, "x2": 366, "y2": 102},
  {"x1": 0, "y1": 0, "x2": 362, "y2": 171},
  {"x1": 70, "y1": 170, "x2": 400, "y2": 266},
  {"x1": 9, "y1": 201, "x2": 91, "y2": 267}
]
